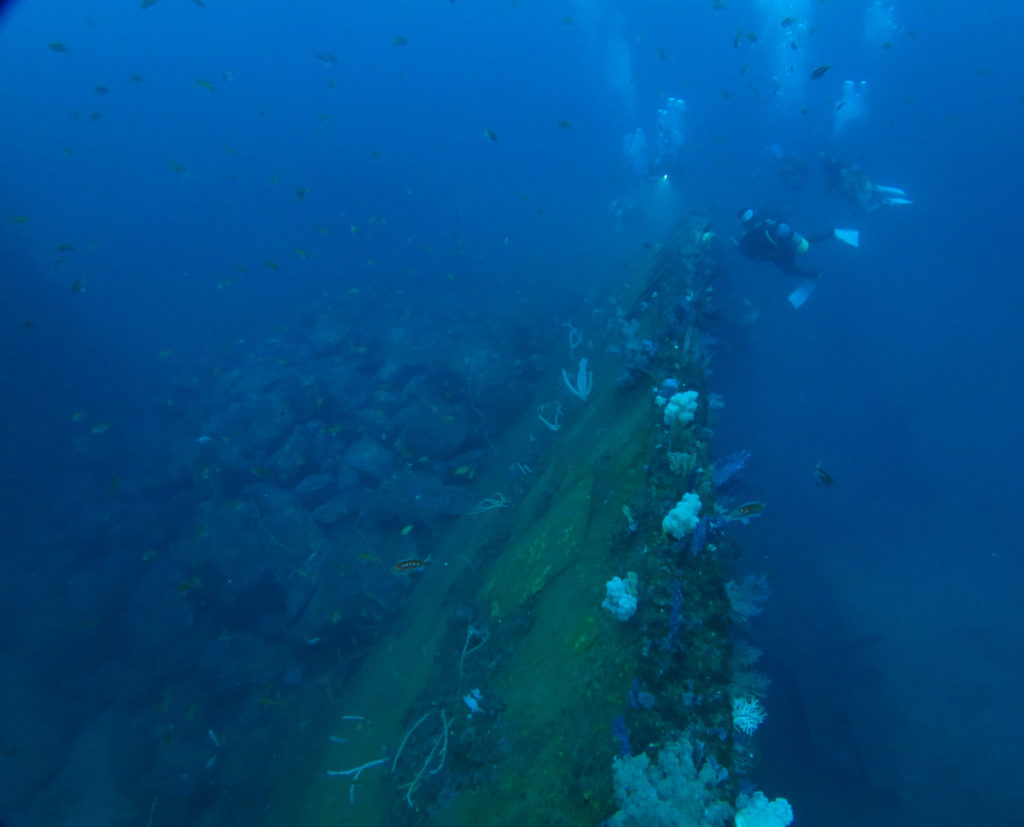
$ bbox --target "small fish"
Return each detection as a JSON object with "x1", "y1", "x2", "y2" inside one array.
[
  {"x1": 128, "y1": 73, "x2": 144, "y2": 83},
  {"x1": 557, "y1": 119, "x2": 572, "y2": 129},
  {"x1": 711, "y1": 0, "x2": 726, "y2": 8},
  {"x1": 196, "y1": 78, "x2": 215, "y2": 92},
  {"x1": 814, "y1": 463, "x2": 834, "y2": 486},
  {"x1": 57, "y1": 243, "x2": 75, "y2": 252},
  {"x1": 810, "y1": 64, "x2": 831, "y2": 79},
  {"x1": 177, "y1": 575, "x2": 203, "y2": 594},
  {"x1": 400, "y1": 524, "x2": 414, "y2": 536},
  {"x1": 780, "y1": 16, "x2": 797, "y2": 27},
  {"x1": 48, "y1": 41, "x2": 69, "y2": 52},
  {"x1": 393, "y1": 35, "x2": 408, "y2": 47},
  {"x1": 91, "y1": 421, "x2": 111, "y2": 434},
  {"x1": 393, "y1": 557, "x2": 430, "y2": 574},
  {"x1": 729, "y1": 501, "x2": 765, "y2": 522},
  {"x1": 71, "y1": 410, "x2": 86, "y2": 422},
  {"x1": 71, "y1": 278, "x2": 85, "y2": 293},
  {"x1": 264, "y1": 259, "x2": 279, "y2": 271},
  {"x1": 140, "y1": 0, "x2": 159, "y2": 7},
  {"x1": 656, "y1": 47, "x2": 666, "y2": 60},
  {"x1": 8, "y1": 215, "x2": 28, "y2": 224},
  {"x1": 167, "y1": 160, "x2": 189, "y2": 177},
  {"x1": 294, "y1": 247, "x2": 309, "y2": 260},
  {"x1": 94, "y1": 85, "x2": 110, "y2": 95},
  {"x1": 314, "y1": 53, "x2": 339, "y2": 66},
  {"x1": 734, "y1": 29, "x2": 758, "y2": 48},
  {"x1": 484, "y1": 129, "x2": 498, "y2": 142}
]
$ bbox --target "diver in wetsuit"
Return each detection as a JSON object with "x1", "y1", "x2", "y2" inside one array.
[
  {"x1": 821, "y1": 154, "x2": 913, "y2": 214},
  {"x1": 735, "y1": 208, "x2": 821, "y2": 280}
]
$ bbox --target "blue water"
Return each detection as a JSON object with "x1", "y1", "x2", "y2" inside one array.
[{"x1": 1, "y1": 0, "x2": 1022, "y2": 824}]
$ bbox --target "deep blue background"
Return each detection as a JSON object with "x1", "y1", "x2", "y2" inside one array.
[{"x1": 1, "y1": 0, "x2": 1022, "y2": 824}]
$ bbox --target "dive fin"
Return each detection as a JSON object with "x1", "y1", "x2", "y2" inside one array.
[
  {"x1": 788, "y1": 281, "x2": 817, "y2": 309},
  {"x1": 833, "y1": 228, "x2": 860, "y2": 247},
  {"x1": 883, "y1": 197, "x2": 913, "y2": 206},
  {"x1": 873, "y1": 185, "x2": 907, "y2": 196}
]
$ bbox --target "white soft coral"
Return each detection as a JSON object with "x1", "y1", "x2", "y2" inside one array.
[
  {"x1": 662, "y1": 390, "x2": 698, "y2": 426},
  {"x1": 662, "y1": 493, "x2": 701, "y2": 539}
]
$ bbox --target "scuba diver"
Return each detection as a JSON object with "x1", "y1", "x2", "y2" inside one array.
[
  {"x1": 736, "y1": 208, "x2": 821, "y2": 279},
  {"x1": 821, "y1": 153, "x2": 913, "y2": 214},
  {"x1": 734, "y1": 207, "x2": 860, "y2": 308}
]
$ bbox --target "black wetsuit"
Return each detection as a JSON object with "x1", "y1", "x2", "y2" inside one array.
[{"x1": 737, "y1": 217, "x2": 820, "y2": 279}]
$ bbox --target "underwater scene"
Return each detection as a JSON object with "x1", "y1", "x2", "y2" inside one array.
[{"x1": 1, "y1": 0, "x2": 1022, "y2": 825}]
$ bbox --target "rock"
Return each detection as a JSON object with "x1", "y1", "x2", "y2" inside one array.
[
  {"x1": 312, "y1": 494, "x2": 350, "y2": 524},
  {"x1": 320, "y1": 364, "x2": 371, "y2": 412},
  {"x1": 270, "y1": 426, "x2": 310, "y2": 480},
  {"x1": 295, "y1": 473, "x2": 333, "y2": 498},
  {"x1": 202, "y1": 392, "x2": 294, "y2": 459},
  {"x1": 393, "y1": 400, "x2": 469, "y2": 459},
  {"x1": 310, "y1": 313, "x2": 345, "y2": 355},
  {"x1": 343, "y1": 436, "x2": 398, "y2": 483}
]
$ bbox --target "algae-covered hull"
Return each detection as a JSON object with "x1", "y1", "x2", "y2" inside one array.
[{"x1": 303, "y1": 216, "x2": 755, "y2": 825}]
